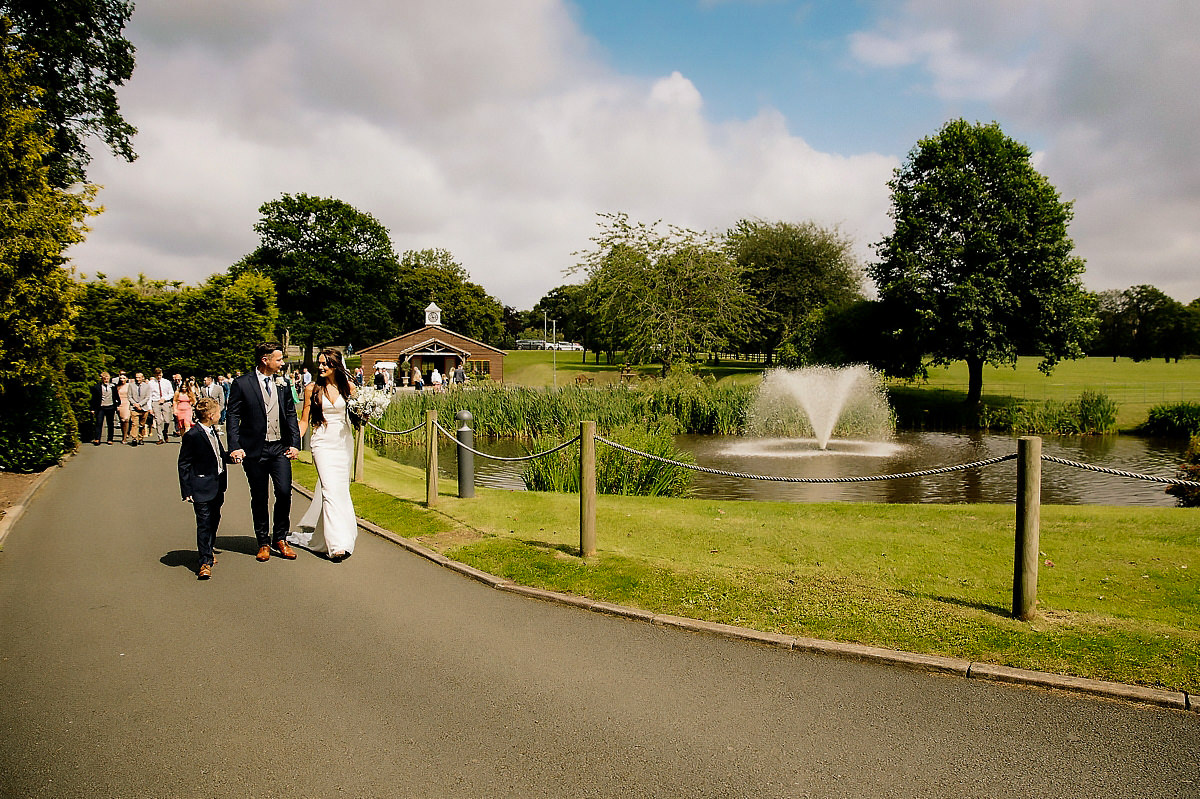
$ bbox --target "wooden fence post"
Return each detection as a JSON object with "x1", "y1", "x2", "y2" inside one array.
[
  {"x1": 580, "y1": 420, "x2": 596, "y2": 558},
  {"x1": 426, "y1": 409, "x2": 438, "y2": 507},
  {"x1": 1013, "y1": 436, "x2": 1041, "y2": 620}
]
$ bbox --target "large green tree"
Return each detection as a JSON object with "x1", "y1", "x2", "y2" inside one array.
[
  {"x1": 574, "y1": 213, "x2": 747, "y2": 374},
  {"x1": 725, "y1": 219, "x2": 862, "y2": 365},
  {"x1": 869, "y1": 119, "x2": 1094, "y2": 404},
  {"x1": 1, "y1": 1, "x2": 136, "y2": 186},
  {"x1": 0, "y1": 31, "x2": 99, "y2": 466},
  {"x1": 394, "y1": 248, "x2": 504, "y2": 345},
  {"x1": 233, "y1": 194, "x2": 400, "y2": 366}
]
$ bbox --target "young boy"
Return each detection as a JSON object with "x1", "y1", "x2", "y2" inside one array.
[{"x1": 178, "y1": 398, "x2": 234, "y2": 579}]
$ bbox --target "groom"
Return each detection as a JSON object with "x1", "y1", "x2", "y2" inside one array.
[{"x1": 227, "y1": 342, "x2": 301, "y2": 562}]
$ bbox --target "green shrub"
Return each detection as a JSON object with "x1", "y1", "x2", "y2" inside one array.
[
  {"x1": 0, "y1": 379, "x2": 76, "y2": 472},
  {"x1": 521, "y1": 421, "x2": 693, "y2": 497},
  {"x1": 1166, "y1": 436, "x2": 1200, "y2": 507},
  {"x1": 1140, "y1": 402, "x2": 1200, "y2": 438},
  {"x1": 978, "y1": 391, "x2": 1118, "y2": 435}
]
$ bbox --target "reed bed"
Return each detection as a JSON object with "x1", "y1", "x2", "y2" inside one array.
[{"x1": 373, "y1": 375, "x2": 756, "y2": 440}]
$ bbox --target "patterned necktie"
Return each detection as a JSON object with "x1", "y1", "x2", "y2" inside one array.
[
  {"x1": 264, "y1": 376, "x2": 272, "y2": 398},
  {"x1": 208, "y1": 427, "x2": 223, "y2": 474}
]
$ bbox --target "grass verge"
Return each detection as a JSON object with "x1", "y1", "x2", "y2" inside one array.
[{"x1": 297, "y1": 449, "x2": 1200, "y2": 693}]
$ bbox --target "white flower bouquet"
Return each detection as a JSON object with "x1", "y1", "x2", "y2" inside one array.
[{"x1": 347, "y1": 386, "x2": 390, "y2": 427}]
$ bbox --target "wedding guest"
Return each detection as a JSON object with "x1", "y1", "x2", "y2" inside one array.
[
  {"x1": 218, "y1": 375, "x2": 231, "y2": 424},
  {"x1": 300, "y1": 367, "x2": 312, "y2": 387},
  {"x1": 373, "y1": 368, "x2": 385, "y2": 390},
  {"x1": 172, "y1": 373, "x2": 185, "y2": 435},
  {"x1": 90, "y1": 371, "x2": 118, "y2": 445},
  {"x1": 178, "y1": 397, "x2": 234, "y2": 580},
  {"x1": 127, "y1": 372, "x2": 153, "y2": 445},
  {"x1": 203, "y1": 376, "x2": 225, "y2": 431},
  {"x1": 149, "y1": 368, "x2": 175, "y2": 444},
  {"x1": 430, "y1": 366, "x2": 443, "y2": 392},
  {"x1": 411, "y1": 364, "x2": 424, "y2": 391},
  {"x1": 452, "y1": 361, "x2": 467, "y2": 388},
  {"x1": 115, "y1": 374, "x2": 131, "y2": 442},
  {"x1": 174, "y1": 377, "x2": 198, "y2": 434},
  {"x1": 354, "y1": 367, "x2": 364, "y2": 387}
]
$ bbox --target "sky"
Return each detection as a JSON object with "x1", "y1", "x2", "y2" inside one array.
[{"x1": 68, "y1": 0, "x2": 1200, "y2": 311}]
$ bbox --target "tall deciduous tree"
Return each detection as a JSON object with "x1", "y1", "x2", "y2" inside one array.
[
  {"x1": 870, "y1": 119, "x2": 1093, "y2": 404},
  {"x1": 233, "y1": 194, "x2": 400, "y2": 366},
  {"x1": 0, "y1": 31, "x2": 99, "y2": 464},
  {"x1": 394, "y1": 248, "x2": 504, "y2": 345},
  {"x1": 574, "y1": 213, "x2": 747, "y2": 374},
  {"x1": 0, "y1": 31, "x2": 95, "y2": 386},
  {"x1": 1, "y1": 1, "x2": 137, "y2": 186},
  {"x1": 725, "y1": 219, "x2": 862, "y2": 364}
]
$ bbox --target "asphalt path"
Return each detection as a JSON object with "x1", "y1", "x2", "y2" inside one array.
[{"x1": 1, "y1": 443, "x2": 1197, "y2": 798}]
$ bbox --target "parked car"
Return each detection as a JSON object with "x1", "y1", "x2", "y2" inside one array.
[{"x1": 559, "y1": 342, "x2": 584, "y2": 351}]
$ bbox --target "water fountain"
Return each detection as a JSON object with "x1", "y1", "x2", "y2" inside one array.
[{"x1": 747, "y1": 365, "x2": 894, "y2": 451}]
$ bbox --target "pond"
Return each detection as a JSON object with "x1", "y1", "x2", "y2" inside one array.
[{"x1": 376, "y1": 431, "x2": 1190, "y2": 507}]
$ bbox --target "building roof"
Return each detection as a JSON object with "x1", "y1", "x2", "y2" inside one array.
[{"x1": 356, "y1": 325, "x2": 506, "y2": 357}]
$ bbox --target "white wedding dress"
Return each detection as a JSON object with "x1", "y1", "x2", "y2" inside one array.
[{"x1": 288, "y1": 392, "x2": 357, "y2": 558}]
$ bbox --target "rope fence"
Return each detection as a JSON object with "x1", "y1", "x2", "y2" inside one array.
[
  {"x1": 596, "y1": 437, "x2": 1018, "y2": 483},
  {"x1": 359, "y1": 410, "x2": 1198, "y2": 619}
]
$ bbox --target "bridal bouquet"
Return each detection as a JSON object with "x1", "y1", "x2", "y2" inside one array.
[{"x1": 347, "y1": 386, "x2": 390, "y2": 428}]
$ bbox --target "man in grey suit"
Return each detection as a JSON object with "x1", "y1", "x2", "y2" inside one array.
[
  {"x1": 202, "y1": 375, "x2": 225, "y2": 432},
  {"x1": 126, "y1": 372, "x2": 153, "y2": 446}
]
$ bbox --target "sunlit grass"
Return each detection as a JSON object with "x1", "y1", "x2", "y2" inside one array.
[{"x1": 307, "y1": 449, "x2": 1200, "y2": 693}]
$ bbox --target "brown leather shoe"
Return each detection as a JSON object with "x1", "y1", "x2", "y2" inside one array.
[
  {"x1": 256, "y1": 546, "x2": 270, "y2": 562},
  {"x1": 198, "y1": 564, "x2": 212, "y2": 579},
  {"x1": 273, "y1": 539, "x2": 297, "y2": 560}
]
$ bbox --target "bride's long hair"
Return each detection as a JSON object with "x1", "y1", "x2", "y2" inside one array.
[{"x1": 308, "y1": 348, "x2": 353, "y2": 428}]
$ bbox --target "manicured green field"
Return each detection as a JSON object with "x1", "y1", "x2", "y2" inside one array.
[
  {"x1": 501, "y1": 351, "x2": 1200, "y2": 429},
  {"x1": 296, "y1": 450, "x2": 1200, "y2": 693}
]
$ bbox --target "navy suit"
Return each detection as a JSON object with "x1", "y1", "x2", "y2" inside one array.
[
  {"x1": 178, "y1": 424, "x2": 234, "y2": 567},
  {"x1": 226, "y1": 371, "x2": 301, "y2": 547}
]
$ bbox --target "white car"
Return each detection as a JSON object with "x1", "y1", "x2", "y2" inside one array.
[{"x1": 558, "y1": 342, "x2": 584, "y2": 351}]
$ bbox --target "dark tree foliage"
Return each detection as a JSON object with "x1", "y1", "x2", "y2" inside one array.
[
  {"x1": 72, "y1": 273, "x2": 278, "y2": 379},
  {"x1": 393, "y1": 249, "x2": 505, "y2": 345},
  {"x1": 726, "y1": 219, "x2": 862, "y2": 365},
  {"x1": 870, "y1": 119, "x2": 1094, "y2": 404},
  {"x1": 233, "y1": 194, "x2": 400, "y2": 366},
  {"x1": 1, "y1": 0, "x2": 137, "y2": 186}
]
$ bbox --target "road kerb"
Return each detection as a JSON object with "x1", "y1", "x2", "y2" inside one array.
[
  {"x1": 793, "y1": 637, "x2": 972, "y2": 676},
  {"x1": 498, "y1": 584, "x2": 596, "y2": 610},
  {"x1": 967, "y1": 662, "x2": 1189, "y2": 710},
  {"x1": 653, "y1": 614, "x2": 796, "y2": 649}
]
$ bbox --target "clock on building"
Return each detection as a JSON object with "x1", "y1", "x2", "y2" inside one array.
[{"x1": 425, "y1": 302, "x2": 442, "y2": 326}]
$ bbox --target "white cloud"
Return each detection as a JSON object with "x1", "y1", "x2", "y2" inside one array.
[
  {"x1": 70, "y1": 0, "x2": 895, "y2": 309},
  {"x1": 851, "y1": 0, "x2": 1200, "y2": 302}
]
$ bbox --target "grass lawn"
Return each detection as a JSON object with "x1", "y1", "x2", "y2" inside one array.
[{"x1": 296, "y1": 449, "x2": 1200, "y2": 694}]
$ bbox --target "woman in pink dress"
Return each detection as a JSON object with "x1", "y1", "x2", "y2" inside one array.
[{"x1": 174, "y1": 378, "x2": 197, "y2": 434}]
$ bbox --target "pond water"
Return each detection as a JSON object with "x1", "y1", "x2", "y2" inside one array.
[{"x1": 377, "y1": 431, "x2": 1190, "y2": 507}]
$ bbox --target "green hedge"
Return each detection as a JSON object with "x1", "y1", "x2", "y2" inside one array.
[{"x1": 0, "y1": 379, "x2": 76, "y2": 472}]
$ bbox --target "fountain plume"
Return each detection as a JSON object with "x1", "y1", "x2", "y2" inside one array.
[{"x1": 749, "y1": 365, "x2": 893, "y2": 450}]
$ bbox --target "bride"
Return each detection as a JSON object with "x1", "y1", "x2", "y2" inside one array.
[{"x1": 287, "y1": 348, "x2": 357, "y2": 561}]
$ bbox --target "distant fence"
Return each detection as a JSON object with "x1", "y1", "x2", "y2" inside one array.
[
  {"x1": 364, "y1": 411, "x2": 1200, "y2": 621},
  {"x1": 915, "y1": 382, "x2": 1200, "y2": 406}
]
